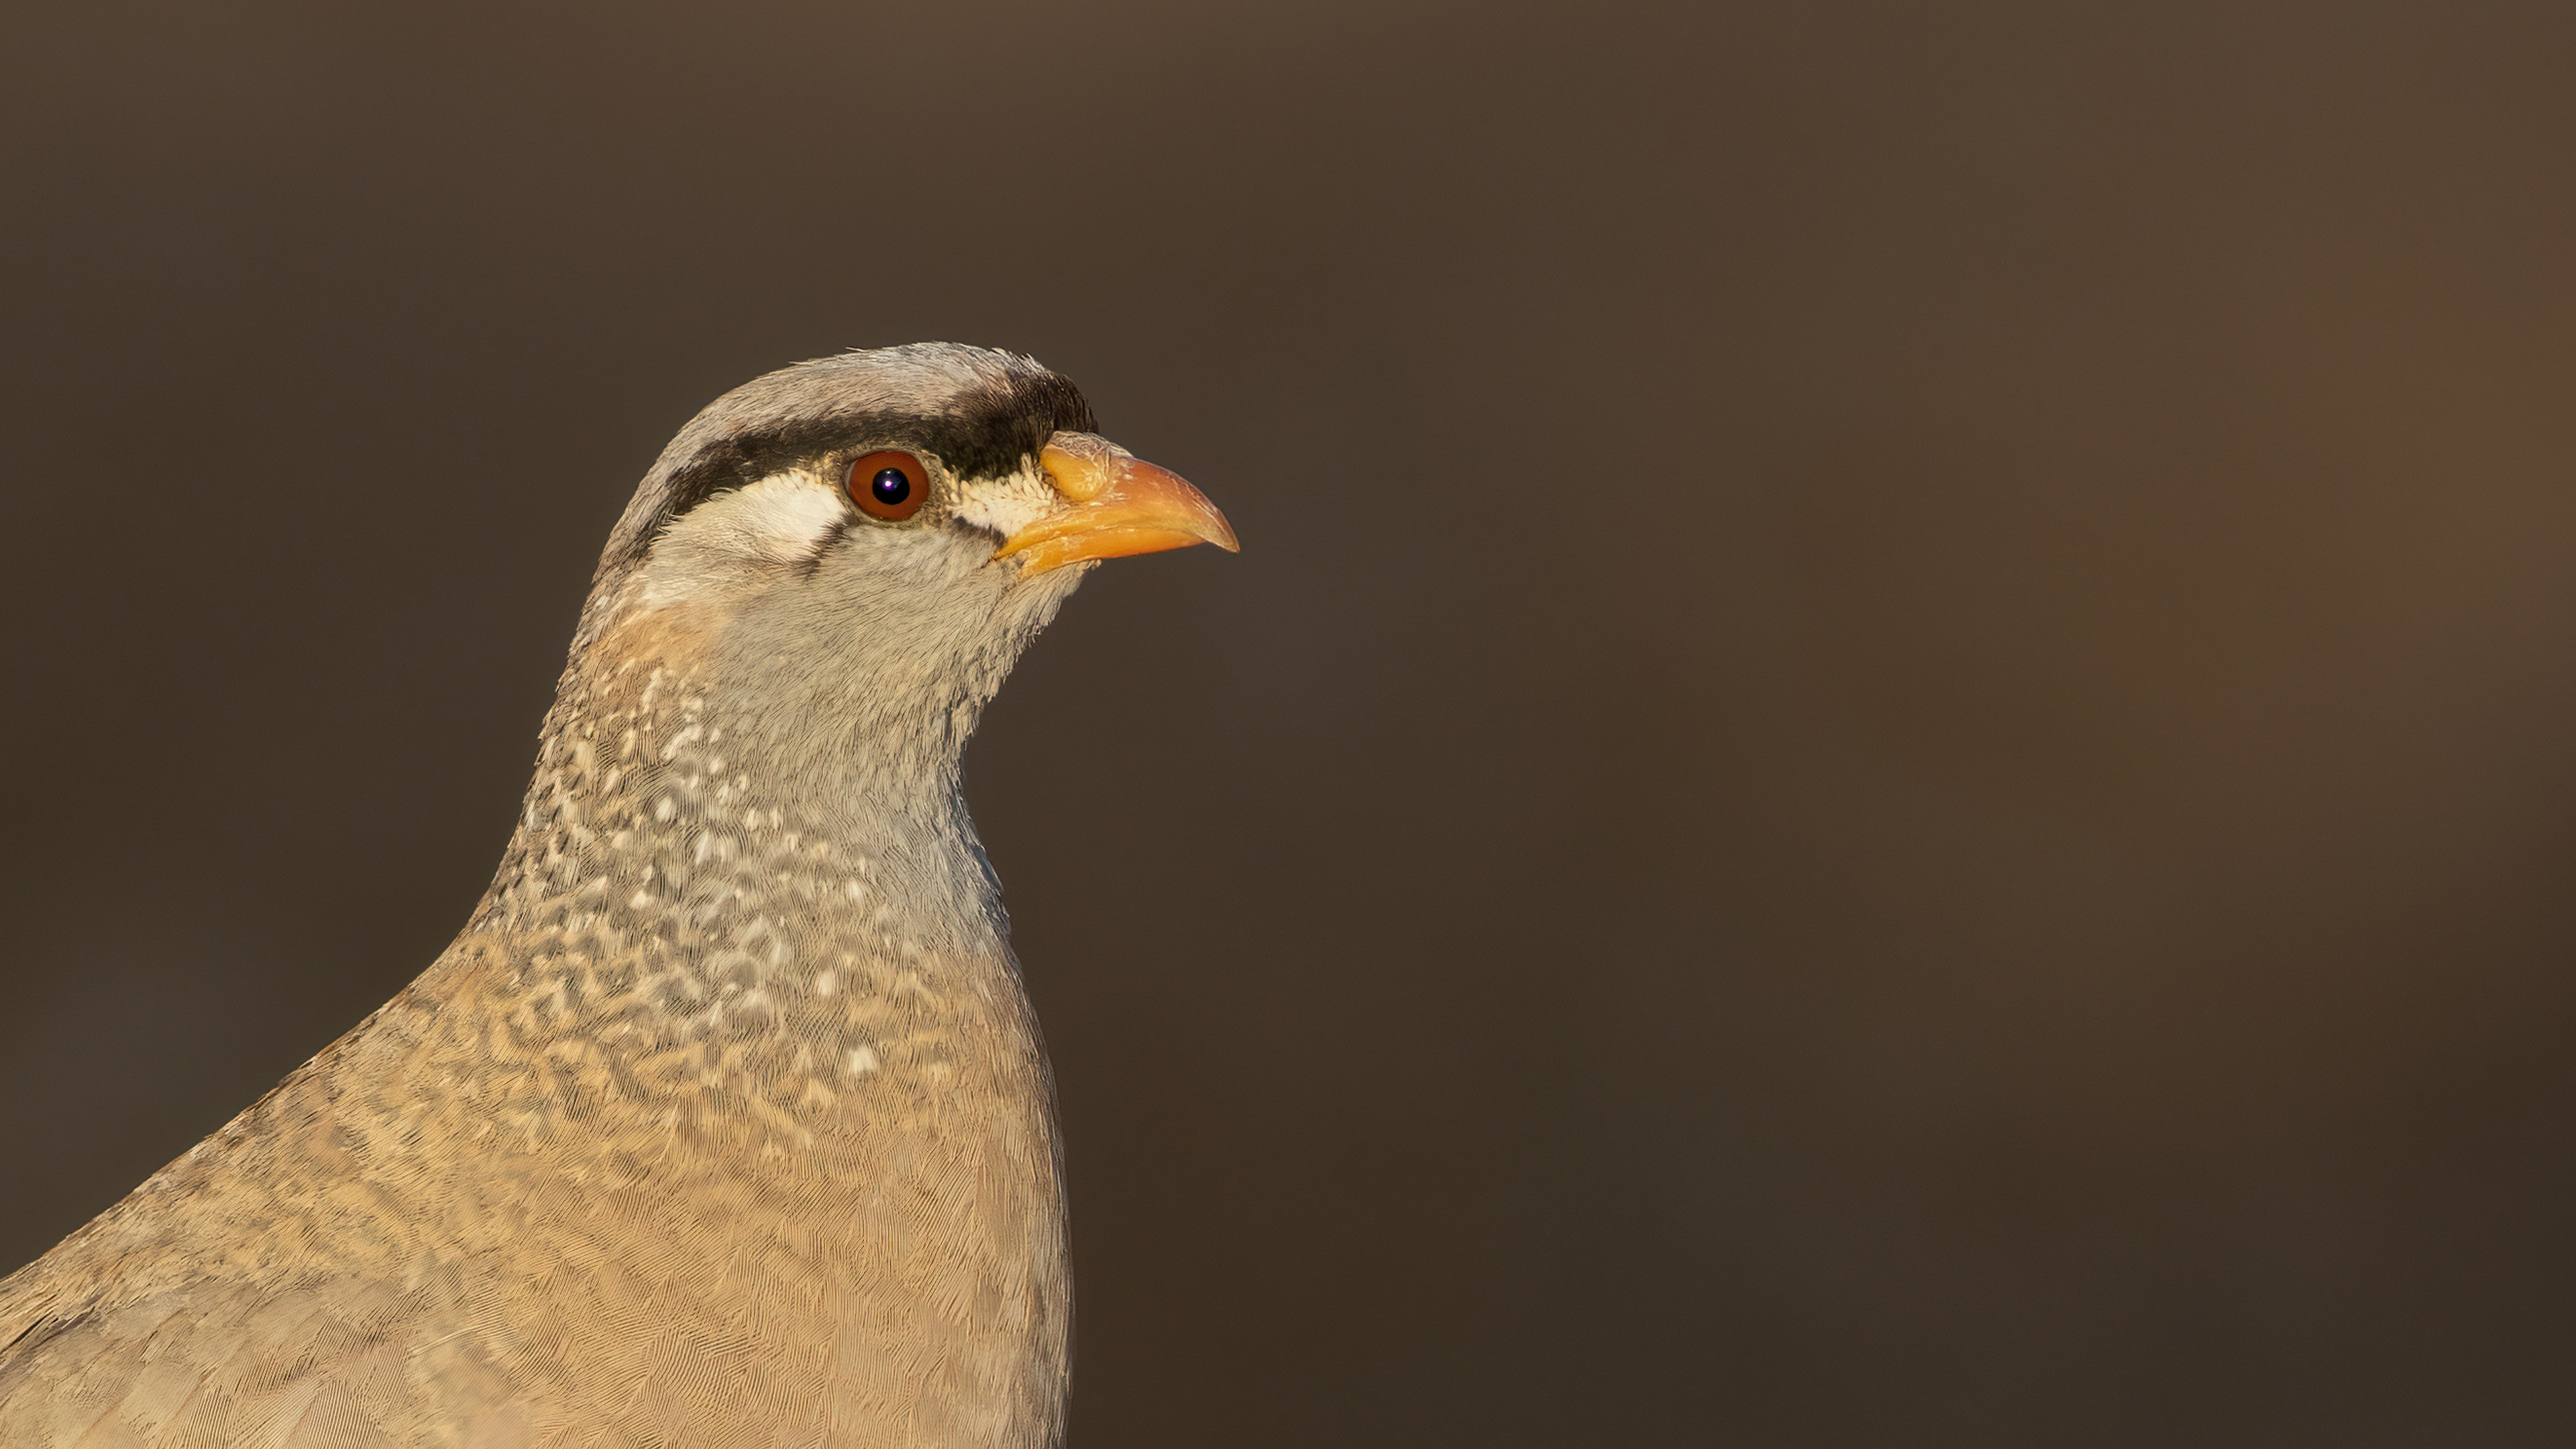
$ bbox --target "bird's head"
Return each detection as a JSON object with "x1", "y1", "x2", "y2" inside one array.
[{"x1": 559, "y1": 343, "x2": 1235, "y2": 798}]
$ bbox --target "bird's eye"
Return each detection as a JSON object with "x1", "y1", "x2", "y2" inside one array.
[{"x1": 847, "y1": 450, "x2": 928, "y2": 521}]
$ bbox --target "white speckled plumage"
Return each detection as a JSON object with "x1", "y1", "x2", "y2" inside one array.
[{"x1": 0, "y1": 343, "x2": 1226, "y2": 1447}]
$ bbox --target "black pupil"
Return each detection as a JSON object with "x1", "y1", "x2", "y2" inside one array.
[{"x1": 871, "y1": 468, "x2": 910, "y2": 506}]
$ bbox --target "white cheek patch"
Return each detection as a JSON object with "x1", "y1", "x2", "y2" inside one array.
[{"x1": 639, "y1": 473, "x2": 850, "y2": 610}]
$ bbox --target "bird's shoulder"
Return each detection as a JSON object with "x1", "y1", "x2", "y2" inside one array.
[
  {"x1": 0, "y1": 1044, "x2": 629, "y2": 1448},
  {"x1": 0, "y1": 981, "x2": 505, "y2": 1446}
]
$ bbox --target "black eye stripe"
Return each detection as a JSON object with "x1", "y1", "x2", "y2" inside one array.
[{"x1": 633, "y1": 370, "x2": 1099, "y2": 566}]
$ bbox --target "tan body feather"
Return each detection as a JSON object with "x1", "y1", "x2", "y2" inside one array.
[{"x1": 0, "y1": 619, "x2": 1067, "y2": 1447}]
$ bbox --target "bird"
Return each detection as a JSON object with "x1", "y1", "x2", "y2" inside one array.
[{"x1": 0, "y1": 342, "x2": 1237, "y2": 1448}]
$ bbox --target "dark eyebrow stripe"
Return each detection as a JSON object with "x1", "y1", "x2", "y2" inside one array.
[{"x1": 635, "y1": 373, "x2": 1097, "y2": 568}]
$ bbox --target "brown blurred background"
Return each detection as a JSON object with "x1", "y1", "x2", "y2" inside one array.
[{"x1": 5, "y1": 1, "x2": 2575, "y2": 1442}]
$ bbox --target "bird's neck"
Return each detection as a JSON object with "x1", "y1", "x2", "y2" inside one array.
[
  {"x1": 367, "y1": 599, "x2": 1072, "y2": 1448},
  {"x1": 473, "y1": 598, "x2": 1018, "y2": 987}
]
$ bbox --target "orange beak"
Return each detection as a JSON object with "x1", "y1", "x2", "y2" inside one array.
[{"x1": 995, "y1": 431, "x2": 1240, "y2": 576}]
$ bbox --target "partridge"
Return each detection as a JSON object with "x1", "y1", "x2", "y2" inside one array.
[{"x1": 0, "y1": 343, "x2": 1236, "y2": 1448}]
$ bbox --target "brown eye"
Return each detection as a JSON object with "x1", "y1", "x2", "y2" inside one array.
[{"x1": 847, "y1": 450, "x2": 928, "y2": 521}]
